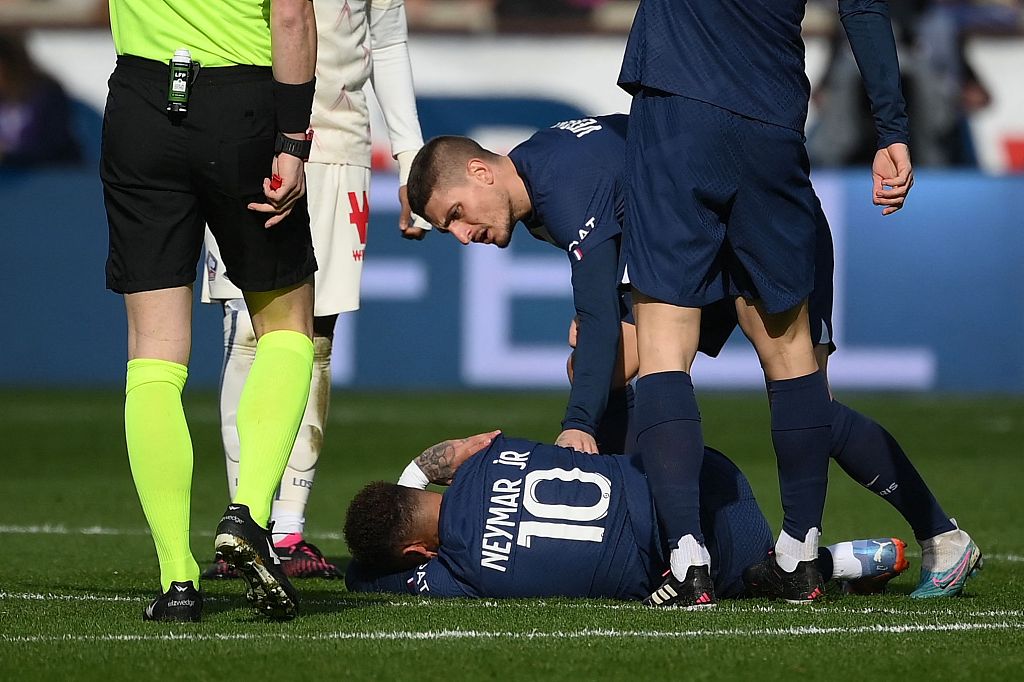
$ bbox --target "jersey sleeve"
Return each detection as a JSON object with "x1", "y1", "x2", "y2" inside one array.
[
  {"x1": 345, "y1": 556, "x2": 475, "y2": 598},
  {"x1": 563, "y1": 236, "x2": 623, "y2": 436},
  {"x1": 344, "y1": 560, "x2": 417, "y2": 594},
  {"x1": 837, "y1": 0, "x2": 910, "y2": 148},
  {"x1": 368, "y1": 0, "x2": 425, "y2": 181},
  {"x1": 405, "y1": 557, "x2": 477, "y2": 598}
]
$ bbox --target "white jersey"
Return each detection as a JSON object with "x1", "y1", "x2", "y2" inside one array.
[{"x1": 310, "y1": 0, "x2": 424, "y2": 183}]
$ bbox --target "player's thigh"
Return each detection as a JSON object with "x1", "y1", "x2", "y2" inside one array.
[
  {"x1": 632, "y1": 291, "x2": 702, "y2": 375},
  {"x1": 728, "y1": 121, "x2": 819, "y2": 315},
  {"x1": 624, "y1": 91, "x2": 733, "y2": 309},
  {"x1": 102, "y1": 61, "x2": 206, "y2": 296},
  {"x1": 306, "y1": 163, "x2": 370, "y2": 317}
]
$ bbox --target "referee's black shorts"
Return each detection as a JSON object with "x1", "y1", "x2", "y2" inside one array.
[{"x1": 101, "y1": 55, "x2": 317, "y2": 294}]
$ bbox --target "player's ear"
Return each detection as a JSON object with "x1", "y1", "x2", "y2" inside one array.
[
  {"x1": 402, "y1": 542, "x2": 438, "y2": 561},
  {"x1": 467, "y1": 158, "x2": 493, "y2": 185}
]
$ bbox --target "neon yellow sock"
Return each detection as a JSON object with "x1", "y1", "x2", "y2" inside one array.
[
  {"x1": 233, "y1": 330, "x2": 314, "y2": 526},
  {"x1": 125, "y1": 359, "x2": 200, "y2": 592}
]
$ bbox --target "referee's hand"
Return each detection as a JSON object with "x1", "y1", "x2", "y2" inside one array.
[
  {"x1": 872, "y1": 142, "x2": 914, "y2": 216},
  {"x1": 248, "y1": 151, "x2": 307, "y2": 228}
]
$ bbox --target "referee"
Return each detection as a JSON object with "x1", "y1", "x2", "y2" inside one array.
[{"x1": 101, "y1": 0, "x2": 318, "y2": 622}]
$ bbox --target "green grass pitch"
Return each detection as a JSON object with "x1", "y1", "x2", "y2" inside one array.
[{"x1": 1, "y1": 390, "x2": 1022, "y2": 680}]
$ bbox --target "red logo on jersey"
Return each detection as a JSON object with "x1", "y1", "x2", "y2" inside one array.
[{"x1": 348, "y1": 191, "x2": 369, "y2": 245}]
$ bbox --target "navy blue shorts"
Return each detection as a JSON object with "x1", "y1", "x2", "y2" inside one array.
[
  {"x1": 620, "y1": 199, "x2": 835, "y2": 354},
  {"x1": 624, "y1": 89, "x2": 821, "y2": 314}
]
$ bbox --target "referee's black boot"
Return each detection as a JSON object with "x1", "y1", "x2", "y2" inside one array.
[
  {"x1": 143, "y1": 580, "x2": 203, "y2": 622},
  {"x1": 214, "y1": 503, "x2": 299, "y2": 621}
]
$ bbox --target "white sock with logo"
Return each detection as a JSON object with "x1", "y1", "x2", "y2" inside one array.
[
  {"x1": 775, "y1": 527, "x2": 821, "y2": 573},
  {"x1": 670, "y1": 534, "x2": 711, "y2": 580},
  {"x1": 920, "y1": 519, "x2": 973, "y2": 573},
  {"x1": 825, "y1": 541, "x2": 861, "y2": 581},
  {"x1": 270, "y1": 335, "x2": 332, "y2": 543}
]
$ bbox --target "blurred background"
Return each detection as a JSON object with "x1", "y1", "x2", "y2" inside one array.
[{"x1": 3, "y1": 0, "x2": 1023, "y2": 393}]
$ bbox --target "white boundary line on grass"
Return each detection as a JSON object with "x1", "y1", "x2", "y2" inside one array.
[
  {"x1": 4, "y1": 525, "x2": 1023, "y2": 564},
  {"x1": 0, "y1": 592, "x2": 1020, "y2": 620},
  {"x1": 2, "y1": 622, "x2": 1022, "y2": 645}
]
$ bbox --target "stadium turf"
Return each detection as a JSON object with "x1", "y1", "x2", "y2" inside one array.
[{"x1": 1, "y1": 390, "x2": 1021, "y2": 680}]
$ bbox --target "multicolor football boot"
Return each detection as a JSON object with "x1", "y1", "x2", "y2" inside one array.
[
  {"x1": 911, "y1": 526, "x2": 983, "y2": 599},
  {"x1": 842, "y1": 537, "x2": 910, "y2": 595}
]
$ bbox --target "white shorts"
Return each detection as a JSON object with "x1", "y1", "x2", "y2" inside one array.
[{"x1": 202, "y1": 163, "x2": 371, "y2": 317}]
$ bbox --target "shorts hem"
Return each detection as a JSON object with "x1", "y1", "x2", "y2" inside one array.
[
  {"x1": 228, "y1": 260, "x2": 318, "y2": 294},
  {"x1": 107, "y1": 274, "x2": 197, "y2": 295}
]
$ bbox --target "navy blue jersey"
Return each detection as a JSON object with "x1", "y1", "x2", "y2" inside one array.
[
  {"x1": 345, "y1": 436, "x2": 773, "y2": 600},
  {"x1": 618, "y1": 0, "x2": 908, "y2": 146},
  {"x1": 408, "y1": 435, "x2": 659, "y2": 599},
  {"x1": 509, "y1": 116, "x2": 630, "y2": 436}
]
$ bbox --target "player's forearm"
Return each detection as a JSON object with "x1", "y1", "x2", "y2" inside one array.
[
  {"x1": 271, "y1": 0, "x2": 316, "y2": 84},
  {"x1": 271, "y1": 0, "x2": 317, "y2": 135},
  {"x1": 563, "y1": 318, "x2": 619, "y2": 435},
  {"x1": 838, "y1": 0, "x2": 910, "y2": 148}
]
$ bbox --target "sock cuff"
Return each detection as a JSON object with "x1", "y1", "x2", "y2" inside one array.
[
  {"x1": 634, "y1": 371, "x2": 700, "y2": 434},
  {"x1": 768, "y1": 371, "x2": 831, "y2": 430},
  {"x1": 126, "y1": 359, "x2": 188, "y2": 394},
  {"x1": 256, "y1": 329, "x2": 314, "y2": 361}
]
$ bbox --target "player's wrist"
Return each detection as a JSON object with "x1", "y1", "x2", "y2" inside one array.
[{"x1": 560, "y1": 421, "x2": 596, "y2": 437}]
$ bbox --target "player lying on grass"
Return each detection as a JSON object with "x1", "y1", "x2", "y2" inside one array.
[
  {"x1": 406, "y1": 116, "x2": 981, "y2": 601},
  {"x1": 344, "y1": 431, "x2": 908, "y2": 601}
]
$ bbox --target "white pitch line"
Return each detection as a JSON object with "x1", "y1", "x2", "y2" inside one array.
[
  {"x1": 1, "y1": 622, "x2": 1021, "y2": 645},
  {"x1": 1, "y1": 592, "x2": 1020, "y2": 620}
]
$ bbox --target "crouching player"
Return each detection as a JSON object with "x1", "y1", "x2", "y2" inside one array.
[{"x1": 344, "y1": 432, "x2": 908, "y2": 602}]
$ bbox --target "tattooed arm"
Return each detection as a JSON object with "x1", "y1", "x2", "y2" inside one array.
[{"x1": 400, "y1": 431, "x2": 502, "y2": 488}]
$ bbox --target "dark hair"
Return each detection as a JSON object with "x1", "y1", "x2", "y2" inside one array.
[
  {"x1": 407, "y1": 135, "x2": 498, "y2": 221},
  {"x1": 344, "y1": 481, "x2": 420, "y2": 571}
]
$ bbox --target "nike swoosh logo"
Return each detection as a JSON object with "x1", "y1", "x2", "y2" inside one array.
[
  {"x1": 932, "y1": 550, "x2": 974, "y2": 589},
  {"x1": 266, "y1": 538, "x2": 281, "y2": 565},
  {"x1": 866, "y1": 475, "x2": 880, "y2": 487}
]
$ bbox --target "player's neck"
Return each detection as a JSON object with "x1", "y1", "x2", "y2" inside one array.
[{"x1": 500, "y1": 155, "x2": 532, "y2": 223}]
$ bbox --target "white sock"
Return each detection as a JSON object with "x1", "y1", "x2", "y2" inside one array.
[
  {"x1": 219, "y1": 300, "x2": 256, "y2": 501},
  {"x1": 775, "y1": 528, "x2": 820, "y2": 573},
  {"x1": 825, "y1": 541, "x2": 861, "y2": 581},
  {"x1": 669, "y1": 534, "x2": 711, "y2": 580},
  {"x1": 270, "y1": 334, "x2": 332, "y2": 540},
  {"x1": 920, "y1": 519, "x2": 973, "y2": 573}
]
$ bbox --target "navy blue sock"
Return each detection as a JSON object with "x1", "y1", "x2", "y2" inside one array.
[
  {"x1": 768, "y1": 371, "x2": 832, "y2": 539},
  {"x1": 830, "y1": 401, "x2": 954, "y2": 541},
  {"x1": 634, "y1": 371, "x2": 704, "y2": 546},
  {"x1": 595, "y1": 385, "x2": 634, "y2": 455}
]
